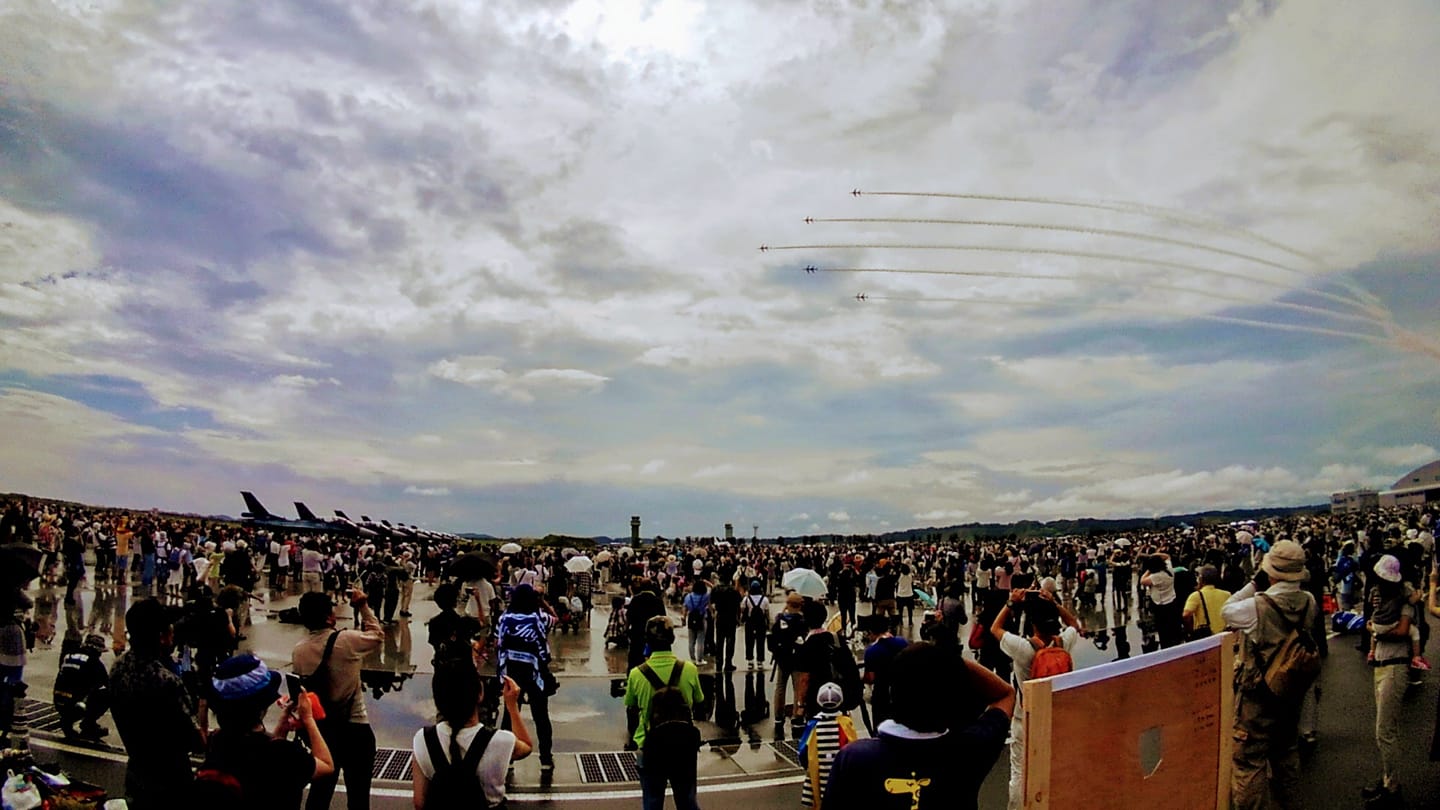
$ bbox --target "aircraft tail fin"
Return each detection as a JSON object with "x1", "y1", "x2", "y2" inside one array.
[
  {"x1": 241, "y1": 491, "x2": 273, "y2": 519},
  {"x1": 294, "y1": 502, "x2": 320, "y2": 522},
  {"x1": 335, "y1": 510, "x2": 350, "y2": 519}
]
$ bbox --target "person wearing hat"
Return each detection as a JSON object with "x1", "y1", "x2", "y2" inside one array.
[
  {"x1": 1220, "y1": 539, "x2": 1319, "y2": 810},
  {"x1": 768, "y1": 592, "x2": 808, "y2": 740},
  {"x1": 797, "y1": 681, "x2": 859, "y2": 810},
  {"x1": 624, "y1": 615, "x2": 704, "y2": 810},
  {"x1": 1360, "y1": 554, "x2": 1420, "y2": 806},
  {"x1": 195, "y1": 653, "x2": 333, "y2": 809},
  {"x1": 110, "y1": 598, "x2": 204, "y2": 809},
  {"x1": 53, "y1": 632, "x2": 110, "y2": 740}
]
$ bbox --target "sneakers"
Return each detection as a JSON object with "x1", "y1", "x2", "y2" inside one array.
[
  {"x1": 744, "y1": 659, "x2": 753, "y2": 669},
  {"x1": 1411, "y1": 655, "x2": 1430, "y2": 671},
  {"x1": 540, "y1": 757, "x2": 555, "y2": 772}
]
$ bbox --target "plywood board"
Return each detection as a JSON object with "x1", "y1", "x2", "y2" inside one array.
[{"x1": 1023, "y1": 633, "x2": 1234, "y2": 810}]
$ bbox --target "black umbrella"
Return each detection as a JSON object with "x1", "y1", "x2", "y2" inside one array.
[
  {"x1": 0, "y1": 543, "x2": 41, "y2": 584},
  {"x1": 448, "y1": 551, "x2": 498, "y2": 582}
]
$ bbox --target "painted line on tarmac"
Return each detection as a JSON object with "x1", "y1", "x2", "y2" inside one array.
[{"x1": 343, "y1": 775, "x2": 804, "y2": 802}]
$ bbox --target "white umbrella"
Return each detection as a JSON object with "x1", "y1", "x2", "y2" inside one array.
[
  {"x1": 594, "y1": 550, "x2": 614, "y2": 563},
  {"x1": 561, "y1": 547, "x2": 580, "y2": 559},
  {"x1": 617, "y1": 546, "x2": 635, "y2": 558},
  {"x1": 1113, "y1": 538, "x2": 1132, "y2": 547},
  {"x1": 499, "y1": 542, "x2": 523, "y2": 555},
  {"x1": 565, "y1": 555, "x2": 593, "y2": 573},
  {"x1": 782, "y1": 567, "x2": 827, "y2": 600}
]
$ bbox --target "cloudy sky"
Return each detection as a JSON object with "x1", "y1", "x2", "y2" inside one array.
[{"x1": 2, "y1": 0, "x2": 1438, "y2": 537}]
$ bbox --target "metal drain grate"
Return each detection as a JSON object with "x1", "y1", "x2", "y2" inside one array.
[
  {"x1": 372, "y1": 748, "x2": 414, "y2": 781},
  {"x1": 772, "y1": 740, "x2": 802, "y2": 767},
  {"x1": 575, "y1": 752, "x2": 640, "y2": 784},
  {"x1": 16, "y1": 699, "x2": 65, "y2": 733}
]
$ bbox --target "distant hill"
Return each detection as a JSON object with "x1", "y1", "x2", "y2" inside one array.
[{"x1": 774, "y1": 504, "x2": 1330, "y2": 545}]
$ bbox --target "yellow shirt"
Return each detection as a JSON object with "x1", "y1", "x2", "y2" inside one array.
[{"x1": 1184, "y1": 585, "x2": 1231, "y2": 635}]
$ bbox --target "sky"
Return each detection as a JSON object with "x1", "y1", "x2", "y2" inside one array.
[{"x1": 1, "y1": 0, "x2": 1438, "y2": 537}]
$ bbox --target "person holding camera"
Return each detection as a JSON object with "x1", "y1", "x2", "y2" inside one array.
[
  {"x1": 194, "y1": 653, "x2": 333, "y2": 809},
  {"x1": 292, "y1": 587, "x2": 383, "y2": 810},
  {"x1": 992, "y1": 587, "x2": 1082, "y2": 810}
]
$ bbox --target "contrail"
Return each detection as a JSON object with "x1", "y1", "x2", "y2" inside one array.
[
  {"x1": 809, "y1": 266, "x2": 1381, "y2": 327},
  {"x1": 855, "y1": 294, "x2": 1392, "y2": 347},
  {"x1": 766, "y1": 242, "x2": 1371, "y2": 313},
  {"x1": 851, "y1": 190, "x2": 1326, "y2": 268},
  {"x1": 804, "y1": 217, "x2": 1306, "y2": 276}
]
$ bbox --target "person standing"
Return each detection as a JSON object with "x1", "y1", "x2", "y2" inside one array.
[
  {"x1": 741, "y1": 581, "x2": 769, "y2": 670},
  {"x1": 768, "y1": 593, "x2": 808, "y2": 740},
  {"x1": 710, "y1": 578, "x2": 741, "y2": 672},
  {"x1": 624, "y1": 616, "x2": 704, "y2": 810},
  {"x1": 110, "y1": 599, "x2": 203, "y2": 808},
  {"x1": 196, "y1": 653, "x2": 333, "y2": 809},
  {"x1": 682, "y1": 580, "x2": 711, "y2": 666},
  {"x1": 495, "y1": 584, "x2": 558, "y2": 772},
  {"x1": 412, "y1": 663, "x2": 531, "y2": 809},
  {"x1": 398, "y1": 550, "x2": 418, "y2": 617},
  {"x1": 1361, "y1": 554, "x2": 1416, "y2": 807},
  {"x1": 833, "y1": 563, "x2": 859, "y2": 637},
  {"x1": 1222, "y1": 540, "x2": 1319, "y2": 810},
  {"x1": 292, "y1": 588, "x2": 384, "y2": 810},
  {"x1": 860, "y1": 615, "x2": 908, "y2": 728}
]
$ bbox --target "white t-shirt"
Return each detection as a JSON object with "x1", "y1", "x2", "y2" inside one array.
[
  {"x1": 411, "y1": 722, "x2": 516, "y2": 807},
  {"x1": 1146, "y1": 570, "x2": 1176, "y2": 606},
  {"x1": 1000, "y1": 626, "x2": 1081, "y2": 692}
]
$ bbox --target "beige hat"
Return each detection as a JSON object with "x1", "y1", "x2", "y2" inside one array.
[
  {"x1": 1261, "y1": 539, "x2": 1308, "y2": 582},
  {"x1": 784, "y1": 592, "x2": 804, "y2": 610}
]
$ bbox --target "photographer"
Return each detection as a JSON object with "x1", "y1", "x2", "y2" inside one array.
[{"x1": 992, "y1": 588, "x2": 1082, "y2": 810}]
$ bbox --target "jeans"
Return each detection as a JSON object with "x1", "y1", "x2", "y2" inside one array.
[
  {"x1": 305, "y1": 721, "x2": 376, "y2": 810},
  {"x1": 1008, "y1": 714, "x2": 1024, "y2": 810},
  {"x1": 639, "y1": 754, "x2": 700, "y2": 810},
  {"x1": 1374, "y1": 664, "x2": 1406, "y2": 790},
  {"x1": 688, "y1": 616, "x2": 709, "y2": 662}
]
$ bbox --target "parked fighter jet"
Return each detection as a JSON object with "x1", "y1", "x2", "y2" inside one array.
[
  {"x1": 240, "y1": 492, "x2": 359, "y2": 537},
  {"x1": 294, "y1": 502, "x2": 377, "y2": 538}
]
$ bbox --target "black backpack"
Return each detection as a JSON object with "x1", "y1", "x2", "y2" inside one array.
[
  {"x1": 768, "y1": 613, "x2": 805, "y2": 667},
  {"x1": 421, "y1": 725, "x2": 497, "y2": 809},
  {"x1": 744, "y1": 595, "x2": 769, "y2": 633},
  {"x1": 815, "y1": 633, "x2": 863, "y2": 713},
  {"x1": 637, "y1": 660, "x2": 693, "y2": 731}
]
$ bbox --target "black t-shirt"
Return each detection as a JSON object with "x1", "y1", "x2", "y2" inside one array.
[
  {"x1": 428, "y1": 610, "x2": 482, "y2": 662},
  {"x1": 202, "y1": 730, "x2": 315, "y2": 810},
  {"x1": 711, "y1": 584, "x2": 741, "y2": 627},
  {"x1": 834, "y1": 569, "x2": 858, "y2": 603},
  {"x1": 825, "y1": 708, "x2": 1010, "y2": 810},
  {"x1": 875, "y1": 573, "x2": 897, "y2": 601}
]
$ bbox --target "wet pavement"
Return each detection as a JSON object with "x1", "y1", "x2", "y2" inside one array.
[{"x1": 12, "y1": 570, "x2": 1440, "y2": 807}]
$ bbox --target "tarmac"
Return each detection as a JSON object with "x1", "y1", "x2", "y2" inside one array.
[{"x1": 11, "y1": 571, "x2": 1440, "y2": 808}]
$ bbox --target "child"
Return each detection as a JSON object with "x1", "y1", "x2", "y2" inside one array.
[
  {"x1": 797, "y1": 682, "x2": 858, "y2": 810},
  {"x1": 1368, "y1": 555, "x2": 1427, "y2": 670}
]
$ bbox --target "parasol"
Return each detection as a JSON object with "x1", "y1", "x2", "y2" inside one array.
[
  {"x1": 448, "y1": 551, "x2": 498, "y2": 582},
  {"x1": 594, "y1": 550, "x2": 613, "y2": 563},
  {"x1": 564, "y1": 555, "x2": 594, "y2": 573},
  {"x1": 913, "y1": 588, "x2": 937, "y2": 609},
  {"x1": 499, "y1": 542, "x2": 523, "y2": 555},
  {"x1": 781, "y1": 567, "x2": 827, "y2": 600},
  {"x1": 561, "y1": 547, "x2": 580, "y2": 559},
  {"x1": 617, "y1": 546, "x2": 635, "y2": 558}
]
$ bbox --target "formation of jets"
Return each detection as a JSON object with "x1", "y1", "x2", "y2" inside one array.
[{"x1": 240, "y1": 492, "x2": 461, "y2": 542}]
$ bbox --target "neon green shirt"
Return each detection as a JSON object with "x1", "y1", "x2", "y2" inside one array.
[{"x1": 623, "y1": 651, "x2": 705, "y2": 748}]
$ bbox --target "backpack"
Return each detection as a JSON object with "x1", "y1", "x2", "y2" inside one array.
[
  {"x1": 744, "y1": 595, "x2": 768, "y2": 633},
  {"x1": 1255, "y1": 594, "x2": 1321, "y2": 701},
  {"x1": 421, "y1": 725, "x2": 497, "y2": 809},
  {"x1": 814, "y1": 634, "x2": 864, "y2": 713},
  {"x1": 1028, "y1": 638, "x2": 1074, "y2": 680},
  {"x1": 299, "y1": 630, "x2": 357, "y2": 722},
  {"x1": 638, "y1": 661, "x2": 693, "y2": 730},
  {"x1": 768, "y1": 613, "x2": 804, "y2": 667}
]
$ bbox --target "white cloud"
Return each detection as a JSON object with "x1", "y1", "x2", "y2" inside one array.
[
  {"x1": 404, "y1": 485, "x2": 451, "y2": 497},
  {"x1": 914, "y1": 509, "x2": 970, "y2": 522},
  {"x1": 1373, "y1": 444, "x2": 1437, "y2": 470},
  {"x1": 828, "y1": 511, "x2": 851, "y2": 522}
]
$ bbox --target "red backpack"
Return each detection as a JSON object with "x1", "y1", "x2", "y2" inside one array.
[{"x1": 1029, "y1": 638, "x2": 1073, "y2": 679}]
